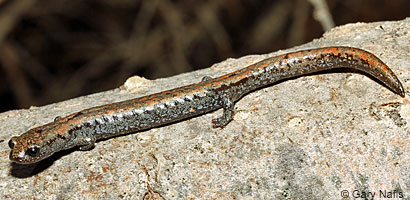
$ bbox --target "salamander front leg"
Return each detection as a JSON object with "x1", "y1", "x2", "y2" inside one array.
[
  {"x1": 77, "y1": 136, "x2": 96, "y2": 151},
  {"x1": 212, "y1": 94, "x2": 235, "y2": 128}
]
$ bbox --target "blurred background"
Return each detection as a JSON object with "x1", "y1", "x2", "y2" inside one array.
[{"x1": 0, "y1": 0, "x2": 409, "y2": 112}]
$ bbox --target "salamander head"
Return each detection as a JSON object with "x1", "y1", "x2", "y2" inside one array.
[{"x1": 8, "y1": 127, "x2": 65, "y2": 164}]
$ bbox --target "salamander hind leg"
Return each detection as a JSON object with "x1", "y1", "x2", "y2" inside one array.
[
  {"x1": 77, "y1": 136, "x2": 96, "y2": 151},
  {"x1": 212, "y1": 94, "x2": 235, "y2": 128},
  {"x1": 201, "y1": 76, "x2": 212, "y2": 82}
]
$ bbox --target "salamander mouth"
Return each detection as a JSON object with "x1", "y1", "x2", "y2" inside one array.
[
  {"x1": 9, "y1": 151, "x2": 23, "y2": 164},
  {"x1": 9, "y1": 150, "x2": 35, "y2": 164}
]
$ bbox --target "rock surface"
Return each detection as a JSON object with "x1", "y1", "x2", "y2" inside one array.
[{"x1": 1, "y1": 18, "x2": 410, "y2": 199}]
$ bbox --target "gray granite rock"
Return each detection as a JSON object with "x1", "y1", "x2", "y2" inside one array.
[{"x1": 1, "y1": 18, "x2": 410, "y2": 199}]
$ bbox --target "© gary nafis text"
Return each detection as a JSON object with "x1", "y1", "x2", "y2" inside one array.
[{"x1": 352, "y1": 190, "x2": 404, "y2": 199}]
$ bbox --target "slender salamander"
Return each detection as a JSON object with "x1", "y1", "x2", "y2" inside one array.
[{"x1": 9, "y1": 46, "x2": 405, "y2": 164}]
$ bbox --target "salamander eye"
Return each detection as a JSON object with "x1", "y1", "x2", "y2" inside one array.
[{"x1": 26, "y1": 146, "x2": 40, "y2": 157}]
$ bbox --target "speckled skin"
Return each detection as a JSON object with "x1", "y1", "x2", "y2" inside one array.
[{"x1": 9, "y1": 46, "x2": 405, "y2": 164}]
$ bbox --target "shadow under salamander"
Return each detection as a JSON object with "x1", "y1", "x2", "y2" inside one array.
[{"x1": 10, "y1": 148, "x2": 75, "y2": 178}]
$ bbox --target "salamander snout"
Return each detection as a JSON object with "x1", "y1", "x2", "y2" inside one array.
[{"x1": 8, "y1": 135, "x2": 44, "y2": 164}]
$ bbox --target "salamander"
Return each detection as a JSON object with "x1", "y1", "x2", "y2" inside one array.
[{"x1": 8, "y1": 46, "x2": 405, "y2": 164}]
